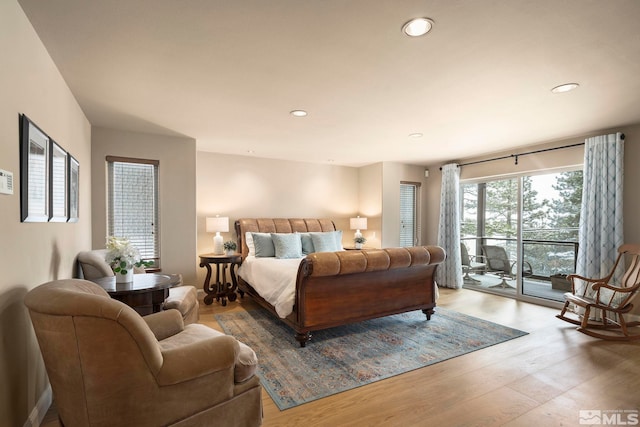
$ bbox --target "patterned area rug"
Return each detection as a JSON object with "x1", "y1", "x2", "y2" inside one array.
[{"x1": 216, "y1": 307, "x2": 527, "y2": 410}]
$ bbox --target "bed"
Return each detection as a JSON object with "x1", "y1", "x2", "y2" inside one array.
[{"x1": 235, "y1": 218, "x2": 446, "y2": 346}]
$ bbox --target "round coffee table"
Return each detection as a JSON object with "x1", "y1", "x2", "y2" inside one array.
[{"x1": 89, "y1": 273, "x2": 182, "y2": 316}]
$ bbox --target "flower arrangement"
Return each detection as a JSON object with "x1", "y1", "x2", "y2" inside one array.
[
  {"x1": 223, "y1": 240, "x2": 237, "y2": 253},
  {"x1": 105, "y1": 236, "x2": 152, "y2": 275},
  {"x1": 354, "y1": 236, "x2": 367, "y2": 244}
]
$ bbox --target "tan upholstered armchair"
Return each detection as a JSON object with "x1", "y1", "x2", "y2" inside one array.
[
  {"x1": 77, "y1": 249, "x2": 199, "y2": 324},
  {"x1": 25, "y1": 279, "x2": 262, "y2": 427}
]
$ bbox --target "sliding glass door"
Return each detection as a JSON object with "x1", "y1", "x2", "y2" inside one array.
[{"x1": 461, "y1": 170, "x2": 581, "y2": 302}]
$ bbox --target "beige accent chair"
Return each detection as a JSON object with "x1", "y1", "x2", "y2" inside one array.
[
  {"x1": 25, "y1": 279, "x2": 262, "y2": 427},
  {"x1": 77, "y1": 250, "x2": 199, "y2": 324}
]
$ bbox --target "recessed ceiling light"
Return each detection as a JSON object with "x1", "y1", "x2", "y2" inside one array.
[
  {"x1": 402, "y1": 18, "x2": 434, "y2": 37},
  {"x1": 290, "y1": 110, "x2": 308, "y2": 117},
  {"x1": 551, "y1": 83, "x2": 579, "y2": 94},
  {"x1": 409, "y1": 133, "x2": 424, "y2": 139}
]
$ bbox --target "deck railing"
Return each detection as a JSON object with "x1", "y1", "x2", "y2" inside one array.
[{"x1": 461, "y1": 237, "x2": 578, "y2": 282}]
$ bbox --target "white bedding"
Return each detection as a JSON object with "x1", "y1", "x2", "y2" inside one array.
[{"x1": 237, "y1": 255, "x2": 303, "y2": 318}]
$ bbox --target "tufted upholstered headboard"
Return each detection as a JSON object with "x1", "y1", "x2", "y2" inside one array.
[{"x1": 235, "y1": 218, "x2": 336, "y2": 259}]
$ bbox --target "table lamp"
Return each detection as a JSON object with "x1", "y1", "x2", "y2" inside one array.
[
  {"x1": 206, "y1": 215, "x2": 229, "y2": 255},
  {"x1": 350, "y1": 216, "x2": 367, "y2": 239}
]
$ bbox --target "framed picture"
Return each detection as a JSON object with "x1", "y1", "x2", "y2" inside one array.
[
  {"x1": 68, "y1": 155, "x2": 79, "y2": 222},
  {"x1": 20, "y1": 114, "x2": 49, "y2": 222},
  {"x1": 49, "y1": 140, "x2": 68, "y2": 222}
]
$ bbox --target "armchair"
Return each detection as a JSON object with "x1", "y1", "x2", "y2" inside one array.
[{"x1": 25, "y1": 279, "x2": 262, "y2": 427}]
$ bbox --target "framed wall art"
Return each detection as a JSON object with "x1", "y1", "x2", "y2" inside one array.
[
  {"x1": 20, "y1": 114, "x2": 50, "y2": 222},
  {"x1": 67, "y1": 154, "x2": 79, "y2": 222},
  {"x1": 49, "y1": 140, "x2": 68, "y2": 222}
]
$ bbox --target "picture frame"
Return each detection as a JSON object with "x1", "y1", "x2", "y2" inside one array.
[
  {"x1": 20, "y1": 114, "x2": 50, "y2": 222},
  {"x1": 49, "y1": 140, "x2": 68, "y2": 222},
  {"x1": 67, "y1": 155, "x2": 79, "y2": 222}
]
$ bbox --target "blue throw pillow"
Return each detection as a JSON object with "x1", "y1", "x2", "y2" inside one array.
[
  {"x1": 252, "y1": 232, "x2": 275, "y2": 257},
  {"x1": 300, "y1": 233, "x2": 315, "y2": 255},
  {"x1": 333, "y1": 230, "x2": 343, "y2": 249},
  {"x1": 309, "y1": 231, "x2": 342, "y2": 253},
  {"x1": 271, "y1": 233, "x2": 303, "y2": 259}
]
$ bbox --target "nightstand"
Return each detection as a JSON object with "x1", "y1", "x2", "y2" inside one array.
[{"x1": 198, "y1": 253, "x2": 242, "y2": 306}]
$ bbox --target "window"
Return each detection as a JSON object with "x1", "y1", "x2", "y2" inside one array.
[
  {"x1": 400, "y1": 182, "x2": 421, "y2": 246},
  {"x1": 107, "y1": 156, "x2": 159, "y2": 267},
  {"x1": 460, "y1": 170, "x2": 582, "y2": 302}
]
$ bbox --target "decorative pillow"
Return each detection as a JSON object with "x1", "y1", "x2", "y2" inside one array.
[
  {"x1": 300, "y1": 233, "x2": 315, "y2": 255},
  {"x1": 271, "y1": 233, "x2": 303, "y2": 259},
  {"x1": 309, "y1": 231, "x2": 342, "y2": 253},
  {"x1": 251, "y1": 232, "x2": 275, "y2": 257},
  {"x1": 333, "y1": 230, "x2": 344, "y2": 250},
  {"x1": 245, "y1": 232, "x2": 255, "y2": 256}
]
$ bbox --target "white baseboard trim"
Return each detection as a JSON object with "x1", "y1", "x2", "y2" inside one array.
[{"x1": 24, "y1": 384, "x2": 52, "y2": 427}]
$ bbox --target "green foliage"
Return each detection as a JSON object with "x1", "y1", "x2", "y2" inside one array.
[{"x1": 461, "y1": 170, "x2": 582, "y2": 277}]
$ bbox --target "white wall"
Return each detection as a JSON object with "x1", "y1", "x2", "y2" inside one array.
[
  {"x1": 91, "y1": 127, "x2": 198, "y2": 284},
  {"x1": 195, "y1": 152, "x2": 359, "y2": 284},
  {"x1": 0, "y1": 1, "x2": 92, "y2": 425}
]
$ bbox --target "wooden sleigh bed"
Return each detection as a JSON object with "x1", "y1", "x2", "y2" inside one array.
[{"x1": 234, "y1": 218, "x2": 446, "y2": 347}]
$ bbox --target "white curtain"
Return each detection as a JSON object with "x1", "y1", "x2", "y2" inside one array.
[
  {"x1": 436, "y1": 163, "x2": 462, "y2": 289},
  {"x1": 576, "y1": 132, "x2": 624, "y2": 290}
]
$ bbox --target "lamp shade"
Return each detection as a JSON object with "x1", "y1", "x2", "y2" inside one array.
[
  {"x1": 206, "y1": 216, "x2": 229, "y2": 233},
  {"x1": 349, "y1": 216, "x2": 367, "y2": 231}
]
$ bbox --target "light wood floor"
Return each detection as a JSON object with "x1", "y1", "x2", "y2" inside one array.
[{"x1": 43, "y1": 288, "x2": 640, "y2": 427}]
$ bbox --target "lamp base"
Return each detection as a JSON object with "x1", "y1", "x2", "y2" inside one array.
[{"x1": 213, "y1": 233, "x2": 224, "y2": 255}]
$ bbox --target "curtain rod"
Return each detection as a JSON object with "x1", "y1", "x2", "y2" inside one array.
[{"x1": 439, "y1": 133, "x2": 625, "y2": 170}]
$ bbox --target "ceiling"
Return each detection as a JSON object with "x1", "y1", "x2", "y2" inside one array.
[{"x1": 18, "y1": 0, "x2": 640, "y2": 167}]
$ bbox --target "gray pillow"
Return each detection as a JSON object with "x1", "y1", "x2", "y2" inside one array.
[
  {"x1": 251, "y1": 232, "x2": 275, "y2": 257},
  {"x1": 271, "y1": 233, "x2": 303, "y2": 259}
]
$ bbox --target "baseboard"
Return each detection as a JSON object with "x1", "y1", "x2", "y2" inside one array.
[{"x1": 23, "y1": 384, "x2": 52, "y2": 427}]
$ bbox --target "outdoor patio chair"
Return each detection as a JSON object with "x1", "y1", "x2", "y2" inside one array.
[
  {"x1": 556, "y1": 243, "x2": 640, "y2": 341},
  {"x1": 461, "y1": 242, "x2": 486, "y2": 283},
  {"x1": 482, "y1": 245, "x2": 533, "y2": 289}
]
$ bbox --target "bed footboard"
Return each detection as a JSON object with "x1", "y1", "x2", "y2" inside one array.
[{"x1": 291, "y1": 246, "x2": 445, "y2": 346}]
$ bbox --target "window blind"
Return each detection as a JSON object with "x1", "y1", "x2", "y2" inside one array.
[
  {"x1": 400, "y1": 182, "x2": 421, "y2": 247},
  {"x1": 107, "y1": 157, "x2": 159, "y2": 265}
]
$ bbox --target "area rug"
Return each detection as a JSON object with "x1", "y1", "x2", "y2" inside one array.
[{"x1": 215, "y1": 307, "x2": 527, "y2": 410}]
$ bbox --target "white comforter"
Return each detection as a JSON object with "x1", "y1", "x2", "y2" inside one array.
[{"x1": 237, "y1": 256, "x2": 303, "y2": 318}]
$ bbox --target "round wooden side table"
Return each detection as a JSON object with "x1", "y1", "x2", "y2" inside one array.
[
  {"x1": 89, "y1": 273, "x2": 182, "y2": 315},
  {"x1": 198, "y1": 253, "x2": 242, "y2": 306}
]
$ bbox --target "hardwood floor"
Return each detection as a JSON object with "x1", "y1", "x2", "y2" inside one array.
[{"x1": 43, "y1": 288, "x2": 640, "y2": 426}]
